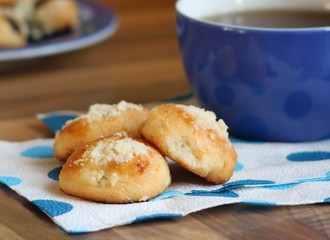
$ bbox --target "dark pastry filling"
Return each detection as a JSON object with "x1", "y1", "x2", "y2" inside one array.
[
  {"x1": 35, "y1": 0, "x2": 49, "y2": 8},
  {"x1": 4, "y1": 15, "x2": 20, "y2": 33}
]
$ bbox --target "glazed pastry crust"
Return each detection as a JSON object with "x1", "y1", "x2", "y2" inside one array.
[
  {"x1": 141, "y1": 104, "x2": 237, "y2": 184},
  {"x1": 59, "y1": 133, "x2": 171, "y2": 203},
  {"x1": 54, "y1": 102, "x2": 150, "y2": 162}
]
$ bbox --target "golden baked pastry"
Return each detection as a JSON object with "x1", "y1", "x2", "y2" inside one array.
[
  {"x1": 54, "y1": 101, "x2": 150, "y2": 162},
  {"x1": 141, "y1": 104, "x2": 237, "y2": 184},
  {"x1": 59, "y1": 132, "x2": 171, "y2": 203},
  {"x1": 32, "y1": 0, "x2": 79, "y2": 37}
]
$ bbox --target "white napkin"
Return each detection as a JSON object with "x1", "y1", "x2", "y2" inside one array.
[{"x1": 0, "y1": 94, "x2": 329, "y2": 233}]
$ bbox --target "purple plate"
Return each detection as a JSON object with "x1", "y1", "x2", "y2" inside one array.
[{"x1": 0, "y1": 0, "x2": 118, "y2": 61}]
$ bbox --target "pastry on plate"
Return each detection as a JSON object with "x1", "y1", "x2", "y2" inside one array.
[
  {"x1": 32, "y1": 0, "x2": 79, "y2": 37},
  {"x1": 0, "y1": 0, "x2": 79, "y2": 48}
]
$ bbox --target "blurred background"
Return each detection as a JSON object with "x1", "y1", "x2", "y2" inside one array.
[{"x1": 0, "y1": 0, "x2": 189, "y2": 120}]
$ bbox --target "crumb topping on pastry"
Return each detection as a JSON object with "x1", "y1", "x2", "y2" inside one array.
[
  {"x1": 81, "y1": 135, "x2": 150, "y2": 165},
  {"x1": 176, "y1": 104, "x2": 229, "y2": 139},
  {"x1": 84, "y1": 101, "x2": 144, "y2": 122}
]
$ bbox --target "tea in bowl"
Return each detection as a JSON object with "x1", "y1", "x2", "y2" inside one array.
[{"x1": 176, "y1": 0, "x2": 330, "y2": 142}]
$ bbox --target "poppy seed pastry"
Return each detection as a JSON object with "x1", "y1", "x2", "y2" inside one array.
[
  {"x1": 59, "y1": 132, "x2": 171, "y2": 203},
  {"x1": 32, "y1": 0, "x2": 79, "y2": 37},
  {"x1": 0, "y1": 0, "x2": 79, "y2": 48},
  {"x1": 0, "y1": 13, "x2": 26, "y2": 48},
  {"x1": 54, "y1": 101, "x2": 150, "y2": 162},
  {"x1": 140, "y1": 104, "x2": 237, "y2": 184}
]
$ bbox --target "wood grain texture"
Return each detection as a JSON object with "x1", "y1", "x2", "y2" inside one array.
[{"x1": 0, "y1": 0, "x2": 329, "y2": 239}]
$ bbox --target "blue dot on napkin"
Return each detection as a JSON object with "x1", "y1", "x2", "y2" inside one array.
[
  {"x1": 150, "y1": 190, "x2": 183, "y2": 201},
  {"x1": 326, "y1": 171, "x2": 330, "y2": 178},
  {"x1": 21, "y1": 146, "x2": 54, "y2": 159},
  {"x1": 0, "y1": 176, "x2": 22, "y2": 186},
  {"x1": 186, "y1": 189, "x2": 239, "y2": 198},
  {"x1": 133, "y1": 213, "x2": 182, "y2": 223},
  {"x1": 32, "y1": 199, "x2": 73, "y2": 217},
  {"x1": 222, "y1": 179, "x2": 275, "y2": 190},
  {"x1": 48, "y1": 167, "x2": 62, "y2": 181},
  {"x1": 42, "y1": 114, "x2": 78, "y2": 132},
  {"x1": 287, "y1": 151, "x2": 330, "y2": 162},
  {"x1": 234, "y1": 162, "x2": 244, "y2": 172},
  {"x1": 242, "y1": 199, "x2": 277, "y2": 206}
]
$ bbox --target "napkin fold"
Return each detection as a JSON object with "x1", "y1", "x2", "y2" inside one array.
[{"x1": 0, "y1": 94, "x2": 329, "y2": 233}]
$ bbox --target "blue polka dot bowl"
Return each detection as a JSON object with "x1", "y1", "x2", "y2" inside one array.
[{"x1": 176, "y1": 0, "x2": 330, "y2": 142}]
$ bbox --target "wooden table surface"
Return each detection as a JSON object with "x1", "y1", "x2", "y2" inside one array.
[{"x1": 0, "y1": 0, "x2": 329, "y2": 239}]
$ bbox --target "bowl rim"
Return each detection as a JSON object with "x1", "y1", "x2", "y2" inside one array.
[{"x1": 175, "y1": 0, "x2": 330, "y2": 33}]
